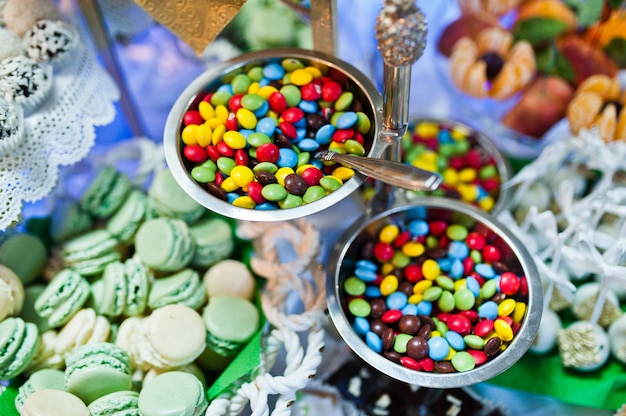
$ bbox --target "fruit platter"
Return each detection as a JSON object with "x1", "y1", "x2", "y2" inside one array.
[{"x1": 435, "y1": 0, "x2": 626, "y2": 159}]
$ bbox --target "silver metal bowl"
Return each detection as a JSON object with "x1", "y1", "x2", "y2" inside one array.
[
  {"x1": 164, "y1": 47, "x2": 383, "y2": 222},
  {"x1": 326, "y1": 198, "x2": 542, "y2": 388}
]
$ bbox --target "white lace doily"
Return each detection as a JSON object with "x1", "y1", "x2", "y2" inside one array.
[{"x1": 0, "y1": 41, "x2": 120, "y2": 230}]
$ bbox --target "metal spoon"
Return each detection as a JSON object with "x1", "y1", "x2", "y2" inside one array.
[{"x1": 314, "y1": 150, "x2": 442, "y2": 191}]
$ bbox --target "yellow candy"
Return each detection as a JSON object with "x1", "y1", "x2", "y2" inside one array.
[
  {"x1": 223, "y1": 131, "x2": 247, "y2": 149},
  {"x1": 221, "y1": 177, "x2": 239, "y2": 192},
  {"x1": 451, "y1": 125, "x2": 470, "y2": 140},
  {"x1": 181, "y1": 124, "x2": 199, "y2": 145},
  {"x1": 444, "y1": 348, "x2": 456, "y2": 361},
  {"x1": 454, "y1": 279, "x2": 466, "y2": 292},
  {"x1": 196, "y1": 123, "x2": 212, "y2": 147},
  {"x1": 296, "y1": 164, "x2": 316, "y2": 175},
  {"x1": 442, "y1": 167, "x2": 458, "y2": 186},
  {"x1": 422, "y1": 259, "x2": 440, "y2": 280},
  {"x1": 497, "y1": 298, "x2": 516, "y2": 317},
  {"x1": 304, "y1": 66, "x2": 323, "y2": 78},
  {"x1": 214, "y1": 104, "x2": 229, "y2": 123},
  {"x1": 230, "y1": 165, "x2": 255, "y2": 188},
  {"x1": 512, "y1": 302, "x2": 526, "y2": 323},
  {"x1": 331, "y1": 166, "x2": 355, "y2": 181},
  {"x1": 379, "y1": 224, "x2": 400, "y2": 244},
  {"x1": 478, "y1": 196, "x2": 495, "y2": 212},
  {"x1": 205, "y1": 117, "x2": 224, "y2": 129},
  {"x1": 236, "y1": 108, "x2": 257, "y2": 130},
  {"x1": 430, "y1": 330, "x2": 442, "y2": 338},
  {"x1": 328, "y1": 142, "x2": 345, "y2": 152},
  {"x1": 401, "y1": 241, "x2": 424, "y2": 257},
  {"x1": 413, "y1": 280, "x2": 432, "y2": 294},
  {"x1": 457, "y1": 183, "x2": 479, "y2": 202},
  {"x1": 380, "y1": 263, "x2": 394, "y2": 276},
  {"x1": 416, "y1": 121, "x2": 439, "y2": 138},
  {"x1": 408, "y1": 293, "x2": 423, "y2": 304},
  {"x1": 258, "y1": 85, "x2": 278, "y2": 99},
  {"x1": 198, "y1": 101, "x2": 215, "y2": 120},
  {"x1": 275, "y1": 167, "x2": 295, "y2": 185},
  {"x1": 211, "y1": 124, "x2": 226, "y2": 145},
  {"x1": 232, "y1": 196, "x2": 256, "y2": 209},
  {"x1": 248, "y1": 82, "x2": 261, "y2": 94},
  {"x1": 494, "y1": 319, "x2": 514, "y2": 341},
  {"x1": 290, "y1": 68, "x2": 314, "y2": 86},
  {"x1": 380, "y1": 275, "x2": 399, "y2": 296},
  {"x1": 458, "y1": 167, "x2": 477, "y2": 182}
]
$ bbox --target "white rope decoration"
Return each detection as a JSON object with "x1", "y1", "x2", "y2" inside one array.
[{"x1": 205, "y1": 219, "x2": 328, "y2": 416}]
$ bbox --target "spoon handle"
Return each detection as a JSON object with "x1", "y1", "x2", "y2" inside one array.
[{"x1": 315, "y1": 151, "x2": 442, "y2": 191}]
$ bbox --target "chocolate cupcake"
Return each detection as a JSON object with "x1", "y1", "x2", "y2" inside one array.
[
  {"x1": 0, "y1": 97, "x2": 24, "y2": 156},
  {"x1": 24, "y1": 20, "x2": 78, "y2": 70},
  {"x1": 0, "y1": 55, "x2": 52, "y2": 114}
]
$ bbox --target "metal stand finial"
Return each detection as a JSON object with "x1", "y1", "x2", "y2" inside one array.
[{"x1": 372, "y1": 0, "x2": 428, "y2": 213}]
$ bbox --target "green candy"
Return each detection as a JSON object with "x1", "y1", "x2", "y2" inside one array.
[
  {"x1": 464, "y1": 334, "x2": 485, "y2": 349},
  {"x1": 344, "y1": 139, "x2": 365, "y2": 156},
  {"x1": 446, "y1": 224, "x2": 468, "y2": 241},
  {"x1": 210, "y1": 91, "x2": 232, "y2": 107},
  {"x1": 330, "y1": 111, "x2": 344, "y2": 126},
  {"x1": 247, "y1": 66, "x2": 264, "y2": 81},
  {"x1": 391, "y1": 251, "x2": 410, "y2": 269},
  {"x1": 247, "y1": 132, "x2": 272, "y2": 147},
  {"x1": 280, "y1": 85, "x2": 301, "y2": 107},
  {"x1": 278, "y1": 193, "x2": 303, "y2": 209},
  {"x1": 297, "y1": 152, "x2": 310, "y2": 167},
  {"x1": 261, "y1": 183, "x2": 288, "y2": 202},
  {"x1": 216, "y1": 157, "x2": 236, "y2": 175},
  {"x1": 302, "y1": 186, "x2": 326, "y2": 203},
  {"x1": 451, "y1": 351, "x2": 475, "y2": 372},
  {"x1": 438, "y1": 143, "x2": 456, "y2": 158},
  {"x1": 436, "y1": 275, "x2": 455, "y2": 291},
  {"x1": 348, "y1": 298, "x2": 370, "y2": 317},
  {"x1": 435, "y1": 319, "x2": 448, "y2": 336},
  {"x1": 282, "y1": 58, "x2": 304, "y2": 71},
  {"x1": 454, "y1": 288, "x2": 476, "y2": 311},
  {"x1": 231, "y1": 74, "x2": 252, "y2": 94},
  {"x1": 335, "y1": 91, "x2": 353, "y2": 111},
  {"x1": 470, "y1": 249, "x2": 482, "y2": 264},
  {"x1": 437, "y1": 290, "x2": 455, "y2": 313},
  {"x1": 481, "y1": 279, "x2": 498, "y2": 299},
  {"x1": 453, "y1": 139, "x2": 471, "y2": 155},
  {"x1": 190, "y1": 166, "x2": 216, "y2": 183},
  {"x1": 253, "y1": 162, "x2": 278, "y2": 174},
  {"x1": 479, "y1": 165, "x2": 498, "y2": 179},
  {"x1": 422, "y1": 286, "x2": 442, "y2": 302},
  {"x1": 241, "y1": 94, "x2": 265, "y2": 111},
  {"x1": 200, "y1": 159, "x2": 217, "y2": 171},
  {"x1": 319, "y1": 176, "x2": 342, "y2": 192},
  {"x1": 393, "y1": 333, "x2": 412, "y2": 353},
  {"x1": 344, "y1": 276, "x2": 366, "y2": 296},
  {"x1": 355, "y1": 111, "x2": 371, "y2": 134}
]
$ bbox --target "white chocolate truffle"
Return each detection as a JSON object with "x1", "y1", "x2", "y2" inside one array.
[
  {"x1": 608, "y1": 314, "x2": 626, "y2": 365},
  {"x1": 557, "y1": 320, "x2": 610, "y2": 372},
  {"x1": 572, "y1": 282, "x2": 622, "y2": 328},
  {"x1": 529, "y1": 308, "x2": 561, "y2": 355}
]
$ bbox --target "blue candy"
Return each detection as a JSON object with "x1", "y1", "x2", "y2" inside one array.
[
  {"x1": 256, "y1": 117, "x2": 276, "y2": 136},
  {"x1": 465, "y1": 275, "x2": 481, "y2": 297},
  {"x1": 416, "y1": 301, "x2": 432, "y2": 316},
  {"x1": 356, "y1": 259, "x2": 378, "y2": 271},
  {"x1": 263, "y1": 62, "x2": 285, "y2": 80},
  {"x1": 445, "y1": 331, "x2": 465, "y2": 351},
  {"x1": 298, "y1": 99, "x2": 318, "y2": 113},
  {"x1": 298, "y1": 138, "x2": 320, "y2": 152},
  {"x1": 427, "y1": 337, "x2": 450, "y2": 361},
  {"x1": 448, "y1": 241, "x2": 469, "y2": 259},
  {"x1": 335, "y1": 112, "x2": 358, "y2": 129},
  {"x1": 386, "y1": 291, "x2": 407, "y2": 310},
  {"x1": 255, "y1": 202, "x2": 279, "y2": 210},
  {"x1": 253, "y1": 101, "x2": 269, "y2": 118},
  {"x1": 277, "y1": 148, "x2": 298, "y2": 168},
  {"x1": 437, "y1": 257, "x2": 452, "y2": 272},
  {"x1": 449, "y1": 258, "x2": 464, "y2": 279},
  {"x1": 478, "y1": 301, "x2": 499, "y2": 320},
  {"x1": 364, "y1": 285, "x2": 381, "y2": 298},
  {"x1": 475, "y1": 263, "x2": 495, "y2": 279},
  {"x1": 355, "y1": 268, "x2": 377, "y2": 282},
  {"x1": 366, "y1": 331, "x2": 383, "y2": 353},
  {"x1": 217, "y1": 84, "x2": 233, "y2": 94},
  {"x1": 315, "y1": 124, "x2": 335, "y2": 145},
  {"x1": 408, "y1": 219, "x2": 429, "y2": 237},
  {"x1": 354, "y1": 317, "x2": 370, "y2": 335},
  {"x1": 402, "y1": 303, "x2": 418, "y2": 316}
]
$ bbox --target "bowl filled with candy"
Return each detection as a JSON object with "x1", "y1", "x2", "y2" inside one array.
[
  {"x1": 326, "y1": 198, "x2": 542, "y2": 388},
  {"x1": 164, "y1": 47, "x2": 383, "y2": 221},
  {"x1": 435, "y1": 0, "x2": 626, "y2": 159},
  {"x1": 363, "y1": 117, "x2": 513, "y2": 214}
]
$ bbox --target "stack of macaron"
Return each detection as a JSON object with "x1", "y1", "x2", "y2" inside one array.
[{"x1": 0, "y1": 164, "x2": 264, "y2": 414}]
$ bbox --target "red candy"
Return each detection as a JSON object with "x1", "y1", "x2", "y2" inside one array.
[
  {"x1": 206, "y1": 145, "x2": 221, "y2": 162},
  {"x1": 301, "y1": 167, "x2": 323, "y2": 186},
  {"x1": 418, "y1": 357, "x2": 435, "y2": 372},
  {"x1": 247, "y1": 182, "x2": 266, "y2": 204},
  {"x1": 268, "y1": 91, "x2": 287, "y2": 113},
  {"x1": 447, "y1": 314, "x2": 472, "y2": 336},
  {"x1": 373, "y1": 242, "x2": 394, "y2": 262},
  {"x1": 381, "y1": 309, "x2": 402, "y2": 324},
  {"x1": 300, "y1": 83, "x2": 321, "y2": 101},
  {"x1": 225, "y1": 113, "x2": 238, "y2": 131},
  {"x1": 183, "y1": 110, "x2": 203, "y2": 126},
  {"x1": 466, "y1": 232, "x2": 486, "y2": 250},
  {"x1": 393, "y1": 231, "x2": 411, "y2": 248},
  {"x1": 428, "y1": 220, "x2": 447, "y2": 236},
  {"x1": 256, "y1": 143, "x2": 280, "y2": 163},
  {"x1": 321, "y1": 80, "x2": 342, "y2": 101},
  {"x1": 400, "y1": 356, "x2": 421, "y2": 371},
  {"x1": 404, "y1": 264, "x2": 423, "y2": 282},
  {"x1": 474, "y1": 319, "x2": 494, "y2": 337},
  {"x1": 332, "y1": 128, "x2": 354, "y2": 143},
  {"x1": 279, "y1": 121, "x2": 297, "y2": 139},
  {"x1": 183, "y1": 145, "x2": 207, "y2": 163},
  {"x1": 467, "y1": 349, "x2": 487, "y2": 365},
  {"x1": 499, "y1": 271, "x2": 520, "y2": 295},
  {"x1": 235, "y1": 149, "x2": 248, "y2": 166},
  {"x1": 216, "y1": 141, "x2": 235, "y2": 157},
  {"x1": 282, "y1": 107, "x2": 304, "y2": 123},
  {"x1": 228, "y1": 94, "x2": 244, "y2": 112},
  {"x1": 482, "y1": 245, "x2": 501, "y2": 263}
]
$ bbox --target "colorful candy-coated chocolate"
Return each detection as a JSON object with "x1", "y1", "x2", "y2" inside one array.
[{"x1": 341, "y1": 214, "x2": 530, "y2": 374}]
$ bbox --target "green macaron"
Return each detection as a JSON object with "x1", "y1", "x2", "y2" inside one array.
[
  {"x1": 49, "y1": 198, "x2": 93, "y2": 243},
  {"x1": 202, "y1": 296, "x2": 261, "y2": 358},
  {"x1": 148, "y1": 268, "x2": 206, "y2": 311},
  {"x1": 88, "y1": 390, "x2": 140, "y2": 416},
  {"x1": 135, "y1": 217, "x2": 195, "y2": 272},
  {"x1": 138, "y1": 371, "x2": 208, "y2": 416},
  {"x1": 62, "y1": 229, "x2": 121, "y2": 276},
  {"x1": 15, "y1": 368, "x2": 65, "y2": 412},
  {"x1": 93, "y1": 257, "x2": 150, "y2": 319},
  {"x1": 188, "y1": 217, "x2": 234, "y2": 268},
  {"x1": 0, "y1": 231, "x2": 47, "y2": 284},
  {"x1": 81, "y1": 166, "x2": 133, "y2": 218},
  {"x1": 148, "y1": 169, "x2": 205, "y2": 224},
  {"x1": 0, "y1": 317, "x2": 40, "y2": 379},
  {"x1": 106, "y1": 189, "x2": 147, "y2": 243},
  {"x1": 64, "y1": 342, "x2": 133, "y2": 405},
  {"x1": 34, "y1": 268, "x2": 90, "y2": 328}
]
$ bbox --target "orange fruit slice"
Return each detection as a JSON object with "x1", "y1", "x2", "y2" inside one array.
[
  {"x1": 566, "y1": 91, "x2": 603, "y2": 134},
  {"x1": 594, "y1": 104, "x2": 617, "y2": 142}
]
